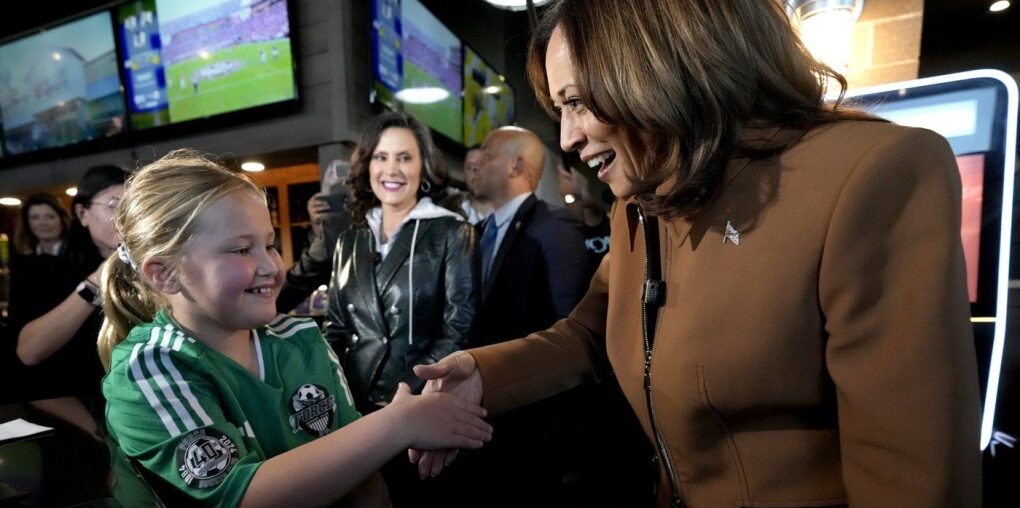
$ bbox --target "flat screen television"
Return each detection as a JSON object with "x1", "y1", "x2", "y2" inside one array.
[
  {"x1": 463, "y1": 45, "x2": 514, "y2": 147},
  {"x1": 847, "y1": 70, "x2": 1017, "y2": 450},
  {"x1": 117, "y1": 0, "x2": 297, "y2": 130},
  {"x1": 371, "y1": 0, "x2": 463, "y2": 144},
  {"x1": 0, "y1": 11, "x2": 126, "y2": 156}
]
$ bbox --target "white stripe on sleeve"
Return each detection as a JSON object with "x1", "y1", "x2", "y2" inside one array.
[
  {"x1": 129, "y1": 337, "x2": 181, "y2": 437},
  {"x1": 144, "y1": 328, "x2": 199, "y2": 432}
]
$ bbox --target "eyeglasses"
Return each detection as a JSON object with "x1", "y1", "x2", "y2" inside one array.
[{"x1": 89, "y1": 198, "x2": 120, "y2": 211}]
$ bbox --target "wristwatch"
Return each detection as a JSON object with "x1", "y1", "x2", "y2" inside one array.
[{"x1": 76, "y1": 280, "x2": 101, "y2": 307}]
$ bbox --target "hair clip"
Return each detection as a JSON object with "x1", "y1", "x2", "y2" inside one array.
[{"x1": 117, "y1": 243, "x2": 138, "y2": 270}]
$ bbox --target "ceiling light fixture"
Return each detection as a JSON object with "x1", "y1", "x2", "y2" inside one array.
[
  {"x1": 786, "y1": 0, "x2": 865, "y2": 74},
  {"x1": 241, "y1": 162, "x2": 266, "y2": 172},
  {"x1": 0, "y1": 197, "x2": 23, "y2": 206},
  {"x1": 395, "y1": 86, "x2": 450, "y2": 104},
  {"x1": 484, "y1": 0, "x2": 551, "y2": 12},
  {"x1": 989, "y1": 1, "x2": 1010, "y2": 12}
]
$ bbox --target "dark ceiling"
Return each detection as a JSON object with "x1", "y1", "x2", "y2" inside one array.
[{"x1": 920, "y1": 0, "x2": 1020, "y2": 77}]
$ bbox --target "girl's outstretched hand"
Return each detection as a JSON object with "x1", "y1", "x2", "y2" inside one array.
[{"x1": 388, "y1": 382, "x2": 492, "y2": 452}]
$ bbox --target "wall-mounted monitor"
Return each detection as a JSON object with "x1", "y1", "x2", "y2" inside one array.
[
  {"x1": 463, "y1": 45, "x2": 514, "y2": 147},
  {"x1": 848, "y1": 69, "x2": 1017, "y2": 452},
  {"x1": 117, "y1": 0, "x2": 297, "y2": 130},
  {"x1": 371, "y1": 0, "x2": 463, "y2": 144},
  {"x1": 0, "y1": 11, "x2": 126, "y2": 156}
]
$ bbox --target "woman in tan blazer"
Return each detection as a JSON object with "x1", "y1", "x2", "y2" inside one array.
[{"x1": 413, "y1": 0, "x2": 982, "y2": 506}]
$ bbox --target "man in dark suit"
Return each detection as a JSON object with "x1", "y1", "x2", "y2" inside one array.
[{"x1": 470, "y1": 127, "x2": 589, "y2": 345}]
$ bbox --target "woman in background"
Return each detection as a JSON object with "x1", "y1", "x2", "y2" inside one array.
[
  {"x1": 325, "y1": 111, "x2": 477, "y2": 506},
  {"x1": 12, "y1": 192, "x2": 71, "y2": 256},
  {"x1": 10, "y1": 165, "x2": 127, "y2": 403}
]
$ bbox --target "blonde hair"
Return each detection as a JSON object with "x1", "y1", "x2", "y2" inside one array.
[{"x1": 98, "y1": 149, "x2": 265, "y2": 370}]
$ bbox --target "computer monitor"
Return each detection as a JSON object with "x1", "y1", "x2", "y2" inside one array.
[{"x1": 847, "y1": 69, "x2": 1018, "y2": 450}]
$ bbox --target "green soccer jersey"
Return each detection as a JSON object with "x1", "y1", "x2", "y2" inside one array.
[{"x1": 103, "y1": 310, "x2": 360, "y2": 506}]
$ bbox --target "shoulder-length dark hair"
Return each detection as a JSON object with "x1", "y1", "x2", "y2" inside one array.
[
  {"x1": 527, "y1": 0, "x2": 876, "y2": 219},
  {"x1": 13, "y1": 192, "x2": 71, "y2": 255},
  {"x1": 67, "y1": 164, "x2": 128, "y2": 271},
  {"x1": 345, "y1": 111, "x2": 448, "y2": 223}
]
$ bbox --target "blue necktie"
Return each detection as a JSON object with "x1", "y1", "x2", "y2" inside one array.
[{"x1": 480, "y1": 215, "x2": 498, "y2": 283}]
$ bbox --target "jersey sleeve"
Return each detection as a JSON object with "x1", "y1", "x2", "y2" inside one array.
[
  {"x1": 310, "y1": 323, "x2": 361, "y2": 426},
  {"x1": 104, "y1": 339, "x2": 261, "y2": 507}
]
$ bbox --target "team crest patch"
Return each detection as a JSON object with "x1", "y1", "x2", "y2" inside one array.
[
  {"x1": 176, "y1": 428, "x2": 240, "y2": 489},
  {"x1": 289, "y1": 383, "x2": 337, "y2": 437}
]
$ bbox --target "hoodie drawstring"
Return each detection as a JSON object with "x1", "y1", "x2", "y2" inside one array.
[{"x1": 407, "y1": 219, "x2": 421, "y2": 346}]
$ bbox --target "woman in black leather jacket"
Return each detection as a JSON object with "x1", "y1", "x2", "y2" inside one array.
[{"x1": 324, "y1": 112, "x2": 477, "y2": 414}]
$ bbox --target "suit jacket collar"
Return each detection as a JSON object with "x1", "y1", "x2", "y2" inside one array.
[{"x1": 481, "y1": 193, "x2": 538, "y2": 303}]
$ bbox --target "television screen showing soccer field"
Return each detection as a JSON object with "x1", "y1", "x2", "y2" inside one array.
[
  {"x1": 463, "y1": 46, "x2": 514, "y2": 147},
  {"x1": 372, "y1": 0, "x2": 463, "y2": 144},
  {"x1": 119, "y1": 0, "x2": 296, "y2": 129},
  {"x1": 0, "y1": 12, "x2": 126, "y2": 156}
]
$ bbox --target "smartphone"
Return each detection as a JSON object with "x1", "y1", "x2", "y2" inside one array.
[
  {"x1": 322, "y1": 160, "x2": 350, "y2": 195},
  {"x1": 315, "y1": 193, "x2": 348, "y2": 213}
]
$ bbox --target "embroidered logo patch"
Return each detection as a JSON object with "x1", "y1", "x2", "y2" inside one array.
[
  {"x1": 176, "y1": 428, "x2": 239, "y2": 489},
  {"x1": 289, "y1": 383, "x2": 336, "y2": 437}
]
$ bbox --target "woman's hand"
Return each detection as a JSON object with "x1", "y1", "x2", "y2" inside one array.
[
  {"x1": 308, "y1": 191, "x2": 330, "y2": 219},
  {"x1": 407, "y1": 352, "x2": 484, "y2": 477}
]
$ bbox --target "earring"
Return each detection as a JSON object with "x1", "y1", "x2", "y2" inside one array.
[{"x1": 420, "y1": 179, "x2": 432, "y2": 193}]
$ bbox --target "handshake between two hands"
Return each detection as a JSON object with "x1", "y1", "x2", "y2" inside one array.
[{"x1": 393, "y1": 351, "x2": 487, "y2": 479}]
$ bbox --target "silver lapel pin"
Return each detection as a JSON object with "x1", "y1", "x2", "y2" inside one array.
[{"x1": 723, "y1": 221, "x2": 740, "y2": 245}]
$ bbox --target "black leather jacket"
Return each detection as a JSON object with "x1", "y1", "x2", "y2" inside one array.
[{"x1": 324, "y1": 215, "x2": 477, "y2": 409}]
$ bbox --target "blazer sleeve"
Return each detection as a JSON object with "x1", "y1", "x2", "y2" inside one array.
[
  {"x1": 323, "y1": 231, "x2": 354, "y2": 356},
  {"x1": 471, "y1": 249, "x2": 610, "y2": 415},
  {"x1": 818, "y1": 127, "x2": 981, "y2": 506}
]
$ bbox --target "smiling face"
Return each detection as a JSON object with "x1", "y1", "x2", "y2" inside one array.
[
  {"x1": 369, "y1": 127, "x2": 423, "y2": 214},
  {"x1": 168, "y1": 190, "x2": 284, "y2": 342},
  {"x1": 78, "y1": 184, "x2": 125, "y2": 257},
  {"x1": 27, "y1": 203, "x2": 64, "y2": 245},
  {"x1": 546, "y1": 25, "x2": 640, "y2": 199}
]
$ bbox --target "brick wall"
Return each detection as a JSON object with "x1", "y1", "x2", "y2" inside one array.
[{"x1": 846, "y1": 0, "x2": 924, "y2": 88}]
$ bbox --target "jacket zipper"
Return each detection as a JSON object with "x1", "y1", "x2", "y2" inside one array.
[{"x1": 636, "y1": 205, "x2": 682, "y2": 507}]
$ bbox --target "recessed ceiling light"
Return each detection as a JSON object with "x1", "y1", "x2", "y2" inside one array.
[
  {"x1": 484, "y1": 0, "x2": 551, "y2": 11},
  {"x1": 241, "y1": 162, "x2": 266, "y2": 172},
  {"x1": 0, "y1": 197, "x2": 23, "y2": 206},
  {"x1": 66, "y1": 187, "x2": 78, "y2": 196},
  {"x1": 990, "y1": 1, "x2": 1010, "y2": 12}
]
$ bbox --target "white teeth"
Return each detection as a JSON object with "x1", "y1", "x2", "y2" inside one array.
[
  {"x1": 249, "y1": 287, "x2": 272, "y2": 294},
  {"x1": 586, "y1": 151, "x2": 614, "y2": 169}
]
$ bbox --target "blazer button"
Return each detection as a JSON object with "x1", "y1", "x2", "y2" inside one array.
[
  {"x1": 389, "y1": 306, "x2": 402, "y2": 315},
  {"x1": 346, "y1": 303, "x2": 356, "y2": 313},
  {"x1": 381, "y1": 337, "x2": 388, "y2": 344},
  {"x1": 351, "y1": 334, "x2": 359, "y2": 344}
]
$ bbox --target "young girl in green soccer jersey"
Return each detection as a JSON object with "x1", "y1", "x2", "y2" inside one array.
[{"x1": 97, "y1": 149, "x2": 492, "y2": 507}]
